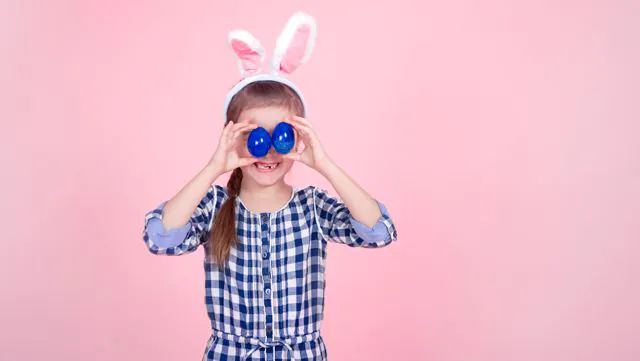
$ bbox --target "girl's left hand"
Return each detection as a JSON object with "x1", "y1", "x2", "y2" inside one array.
[{"x1": 283, "y1": 116, "x2": 333, "y2": 172}]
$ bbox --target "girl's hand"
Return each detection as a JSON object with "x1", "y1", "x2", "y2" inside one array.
[
  {"x1": 283, "y1": 116, "x2": 333, "y2": 172},
  {"x1": 208, "y1": 121, "x2": 259, "y2": 173}
]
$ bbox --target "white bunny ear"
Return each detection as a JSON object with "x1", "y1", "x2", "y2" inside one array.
[
  {"x1": 270, "y1": 11, "x2": 317, "y2": 75},
  {"x1": 228, "y1": 29, "x2": 265, "y2": 77}
]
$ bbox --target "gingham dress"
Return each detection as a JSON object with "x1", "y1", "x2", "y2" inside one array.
[{"x1": 142, "y1": 185, "x2": 397, "y2": 361}]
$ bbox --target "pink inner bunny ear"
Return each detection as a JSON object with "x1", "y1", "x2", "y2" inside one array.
[
  {"x1": 278, "y1": 24, "x2": 311, "y2": 74},
  {"x1": 231, "y1": 39, "x2": 261, "y2": 73},
  {"x1": 271, "y1": 12, "x2": 317, "y2": 75},
  {"x1": 228, "y1": 30, "x2": 264, "y2": 76}
]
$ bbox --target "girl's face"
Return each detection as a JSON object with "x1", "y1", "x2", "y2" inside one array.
[{"x1": 236, "y1": 106, "x2": 296, "y2": 187}]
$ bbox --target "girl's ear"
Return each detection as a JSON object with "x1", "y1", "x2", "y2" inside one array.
[
  {"x1": 228, "y1": 29, "x2": 265, "y2": 77},
  {"x1": 270, "y1": 12, "x2": 317, "y2": 75}
]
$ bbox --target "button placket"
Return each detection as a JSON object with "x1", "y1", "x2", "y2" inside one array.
[{"x1": 259, "y1": 212, "x2": 274, "y2": 354}]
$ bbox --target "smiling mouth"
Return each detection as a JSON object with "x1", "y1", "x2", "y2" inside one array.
[{"x1": 254, "y1": 162, "x2": 281, "y2": 173}]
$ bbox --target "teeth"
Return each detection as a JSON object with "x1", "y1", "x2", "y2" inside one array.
[{"x1": 256, "y1": 163, "x2": 277, "y2": 170}]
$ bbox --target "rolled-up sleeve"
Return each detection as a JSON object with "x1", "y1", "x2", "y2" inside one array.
[
  {"x1": 142, "y1": 184, "x2": 227, "y2": 256},
  {"x1": 144, "y1": 203, "x2": 192, "y2": 248},
  {"x1": 313, "y1": 187, "x2": 398, "y2": 248},
  {"x1": 349, "y1": 201, "x2": 397, "y2": 244}
]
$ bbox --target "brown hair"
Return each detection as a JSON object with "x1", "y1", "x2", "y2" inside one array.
[{"x1": 208, "y1": 81, "x2": 304, "y2": 266}]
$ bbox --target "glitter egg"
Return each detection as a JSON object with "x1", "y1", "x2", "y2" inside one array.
[
  {"x1": 247, "y1": 127, "x2": 272, "y2": 158},
  {"x1": 271, "y1": 122, "x2": 295, "y2": 154}
]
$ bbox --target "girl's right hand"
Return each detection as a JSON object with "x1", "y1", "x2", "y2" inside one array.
[{"x1": 208, "y1": 121, "x2": 259, "y2": 173}]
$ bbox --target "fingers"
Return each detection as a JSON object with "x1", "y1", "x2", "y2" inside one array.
[
  {"x1": 226, "y1": 121, "x2": 258, "y2": 145},
  {"x1": 230, "y1": 123, "x2": 258, "y2": 141},
  {"x1": 289, "y1": 116, "x2": 313, "y2": 133},
  {"x1": 286, "y1": 117, "x2": 313, "y2": 142},
  {"x1": 235, "y1": 123, "x2": 259, "y2": 134},
  {"x1": 232, "y1": 128, "x2": 258, "y2": 149},
  {"x1": 282, "y1": 153, "x2": 302, "y2": 162},
  {"x1": 291, "y1": 115, "x2": 313, "y2": 128},
  {"x1": 231, "y1": 121, "x2": 257, "y2": 132},
  {"x1": 289, "y1": 117, "x2": 316, "y2": 142},
  {"x1": 283, "y1": 140, "x2": 306, "y2": 162},
  {"x1": 221, "y1": 121, "x2": 234, "y2": 144},
  {"x1": 237, "y1": 157, "x2": 259, "y2": 167},
  {"x1": 296, "y1": 138, "x2": 305, "y2": 153}
]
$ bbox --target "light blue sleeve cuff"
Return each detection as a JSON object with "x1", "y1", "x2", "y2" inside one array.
[
  {"x1": 145, "y1": 202, "x2": 192, "y2": 248},
  {"x1": 349, "y1": 201, "x2": 393, "y2": 243}
]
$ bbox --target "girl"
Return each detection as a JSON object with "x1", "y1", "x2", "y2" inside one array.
[{"x1": 142, "y1": 12, "x2": 397, "y2": 361}]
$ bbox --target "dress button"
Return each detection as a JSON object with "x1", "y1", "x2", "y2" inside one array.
[
  {"x1": 261, "y1": 213, "x2": 269, "y2": 224},
  {"x1": 262, "y1": 250, "x2": 269, "y2": 259},
  {"x1": 266, "y1": 325, "x2": 272, "y2": 334},
  {"x1": 265, "y1": 288, "x2": 271, "y2": 297}
]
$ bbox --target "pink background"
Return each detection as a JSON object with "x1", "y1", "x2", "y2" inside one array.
[{"x1": 2, "y1": 0, "x2": 639, "y2": 360}]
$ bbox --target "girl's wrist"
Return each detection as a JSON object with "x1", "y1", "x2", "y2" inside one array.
[
  {"x1": 204, "y1": 162, "x2": 224, "y2": 181},
  {"x1": 316, "y1": 157, "x2": 337, "y2": 177}
]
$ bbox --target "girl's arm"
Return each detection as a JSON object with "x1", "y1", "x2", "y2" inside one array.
[
  {"x1": 317, "y1": 160, "x2": 381, "y2": 228},
  {"x1": 141, "y1": 165, "x2": 223, "y2": 256},
  {"x1": 160, "y1": 164, "x2": 223, "y2": 230},
  {"x1": 284, "y1": 116, "x2": 397, "y2": 247},
  {"x1": 162, "y1": 121, "x2": 257, "y2": 228},
  {"x1": 142, "y1": 122, "x2": 258, "y2": 255},
  {"x1": 143, "y1": 181, "x2": 224, "y2": 256}
]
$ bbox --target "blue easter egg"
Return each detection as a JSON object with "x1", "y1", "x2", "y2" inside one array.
[
  {"x1": 247, "y1": 127, "x2": 272, "y2": 158},
  {"x1": 271, "y1": 122, "x2": 295, "y2": 154}
]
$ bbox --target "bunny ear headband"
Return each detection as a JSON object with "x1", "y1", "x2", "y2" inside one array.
[{"x1": 223, "y1": 11, "x2": 317, "y2": 121}]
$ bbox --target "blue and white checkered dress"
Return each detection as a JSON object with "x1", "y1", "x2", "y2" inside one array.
[{"x1": 143, "y1": 185, "x2": 397, "y2": 360}]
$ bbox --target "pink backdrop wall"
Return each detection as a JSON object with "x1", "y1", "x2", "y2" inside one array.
[{"x1": 2, "y1": 0, "x2": 639, "y2": 360}]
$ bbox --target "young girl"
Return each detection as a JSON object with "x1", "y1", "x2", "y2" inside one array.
[{"x1": 142, "y1": 12, "x2": 397, "y2": 361}]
